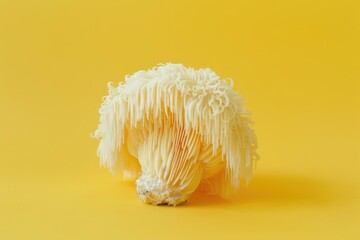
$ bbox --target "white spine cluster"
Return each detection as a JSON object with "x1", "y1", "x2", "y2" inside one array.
[{"x1": 93, "y1": 63, "x2": 258, "y2": 205}]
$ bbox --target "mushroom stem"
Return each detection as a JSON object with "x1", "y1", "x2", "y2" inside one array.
[
  {"x1": 136, "y1": 174, "x2": 186, "y2": 206},
  {"x1": 135, "y1": 124, "x2": 203, "y2": 205}
]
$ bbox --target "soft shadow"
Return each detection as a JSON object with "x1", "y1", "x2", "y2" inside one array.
[{"x1": 188, "y1": 173, "x2": 335, "y2": 207}]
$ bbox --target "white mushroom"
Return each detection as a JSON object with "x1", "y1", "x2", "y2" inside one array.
[{"x1": 93, "y1": 63, "x2": 258, "y2": 206}]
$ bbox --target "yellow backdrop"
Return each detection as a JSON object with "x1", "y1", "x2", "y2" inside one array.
[{"x1": 1, "y1": 0, "x2": 359, "y2": 239}]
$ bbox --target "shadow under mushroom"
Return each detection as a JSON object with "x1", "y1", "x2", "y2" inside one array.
[{"x1": 188, "y1": 173, "x2": 335, "y2": 208}]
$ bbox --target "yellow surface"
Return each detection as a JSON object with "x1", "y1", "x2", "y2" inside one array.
[{"x1": 1, "y1": 0, "x2": 359, "y2": 239}]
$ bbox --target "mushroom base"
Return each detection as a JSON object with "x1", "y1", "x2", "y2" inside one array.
[{"x1": 135, "y1": 174, "x2": 189, "y2": 206}]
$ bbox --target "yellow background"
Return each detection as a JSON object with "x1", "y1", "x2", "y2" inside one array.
[{"x1": 1, "y1": 0, "x2": 359, "y2": 239}]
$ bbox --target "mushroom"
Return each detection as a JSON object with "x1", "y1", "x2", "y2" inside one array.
[{"x1": 93, "y1": 63, "x2": 258, "y2": 206}]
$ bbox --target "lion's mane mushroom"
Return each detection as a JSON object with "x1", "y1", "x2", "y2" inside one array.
[{"x1": 93, "y1": 63, "x2": 258, "y2": 206}]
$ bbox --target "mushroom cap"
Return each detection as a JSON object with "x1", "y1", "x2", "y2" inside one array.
[{"x1": 93, "y1": 63, "x2": 258, "y2": 198}]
